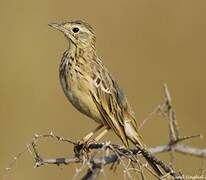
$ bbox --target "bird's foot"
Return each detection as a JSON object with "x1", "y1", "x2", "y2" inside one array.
[{"x1": 74, "y1": 139, "x2": 96, "y2": 158}]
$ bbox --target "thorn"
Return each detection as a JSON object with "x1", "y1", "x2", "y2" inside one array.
[
  {"x1": 105, "y1": 141, "x2": 111, "y2": 146},
  {"x1": 34, "y1": 134, "x2": 39, "y2": 138},
  {"x1": 200, "y1": 135, "x2": 204, "y2": 139},
  {"x1": 35, "y1": 161, "x2": 42, "y2": 168},
  {"x1": 50, "y1": 131, "x2": 54, "y2": 136},
  {"x1": 75, "y1": 168, "x2": 80, "y2": 173}
]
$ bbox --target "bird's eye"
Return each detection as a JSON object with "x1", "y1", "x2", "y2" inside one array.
[{"x1": 72, "y1": 27, "x2": 79, "y2": 33}]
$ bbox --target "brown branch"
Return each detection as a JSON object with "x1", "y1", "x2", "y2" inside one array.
[
  {"x1": 149, "y1": 144, "x2": 206, "y2": 157},
  {"x1": 35, "y1": 157, "x2": 81, "y2": 167},
  {"x1": 29, "y1": 142, "x2": 206, "y2": 178},
  {"x1": 5, "y1": 84, "x2": 206, "y2": 180},
  {"x1": 163, "y1": 83, "x2": 180, "y2": 143},
  {"x1": 6, "y1": 130, "x2": 204, "y2": 180},
  {"x1": 31, "y1": 140, "x2": 182, "y2": 179}
]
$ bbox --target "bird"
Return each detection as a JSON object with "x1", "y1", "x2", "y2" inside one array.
[{"x1": 49, "y1": 20, "x2": 162, "y2": 176}]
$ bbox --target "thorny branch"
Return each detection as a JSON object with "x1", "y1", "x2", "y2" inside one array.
[{"x1": 4, "y1": 84, "x2": 206, "y2": 180}]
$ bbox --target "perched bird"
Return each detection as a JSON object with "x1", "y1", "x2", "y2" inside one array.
[{"x1": 49, "y1": 20, "x2": 162, "y2": 176}]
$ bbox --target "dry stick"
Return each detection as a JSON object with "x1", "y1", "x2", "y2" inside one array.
[
  {"x1": 138, "y1": 104, "x2": 163, "y2": 131},
  {"x1": 31, "y1": 140, "x2": 181, "y2": 179},
  {"x1": 134, "y1": 159, "x2": 146, "y2": 180},
  {"x1": 109, "y1": 145, "x2": 134, "y2": 180},
  {"x1": 74, "y1": 84, "x2": 202, "y2": 179},
  {"x1": 163, "y1": 83, "x2": 179, "y2": 166},
  {"x1": 6, "y1": 84, "x2": 206, "y2": 180},
  {"x1": 199, "y1": 158, "x2": 206, "y2": 176},
  {"x1": 28, "y1": 132, "x2": 206, "y2": 180},
  {"x1": 82, "y1": 144, "x2": 109, "y2": 180},
  {"x1": 72, "y1": 158, "x2": 87, "y2": 180},
  {"x1": 162, "y1": 84, "x2": 202, "y2": 164},
  {"x1": 82, "y1": 166, "x2": 101, "y2": 180},
  {"x1": 32, "y1": 143, "x2": 206, "y2": 168},
  {"x1": 149, "y1": 144, "x2": 206, "y2": 157},
  {"x1": 28, "y1": 83, "x2": 203, "y2": 180},
  {"x1": 131, "y1": 152, "x2": 161, "y2": 179},
  {"x1": 163, "y1": 84, "x2": 180, "y2": 142}
]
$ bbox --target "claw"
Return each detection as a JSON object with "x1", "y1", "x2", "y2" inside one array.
[{"x1": 74, "y1": 139, "x2": 96, "y2": 158}]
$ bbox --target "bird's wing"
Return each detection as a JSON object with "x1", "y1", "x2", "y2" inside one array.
[{"x1": 89, "y1": 62, "x2": 138, "y2": 147}]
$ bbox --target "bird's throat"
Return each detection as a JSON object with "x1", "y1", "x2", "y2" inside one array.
[{"x1": 68, "y1": 40, "x2": 96, "y2": 62}]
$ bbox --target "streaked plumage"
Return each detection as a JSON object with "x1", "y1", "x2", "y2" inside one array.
[{"x1": 49, "y1": 20, "x2": 162, "y2": 176}]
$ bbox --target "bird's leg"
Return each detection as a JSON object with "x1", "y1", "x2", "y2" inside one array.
[
  {"x1": 74, "y1": 126, "x2": 109, "y2": 158},
  {"x1": 74, "y1": 124, "x2": 104, "y2": 157},
  {"x1": 94, "y1": 127, "x2": 109, "y2": 141},
  {"x1": 81, "y1": 124, "x2": 104, "y2": 143},
  {"x1": 84, "y1": 127, "x2": 110, "y2": 149}
]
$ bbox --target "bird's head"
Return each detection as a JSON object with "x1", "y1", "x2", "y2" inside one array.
[{"x1": 49, "y1": 20, "x2": 96, "y2": 49}]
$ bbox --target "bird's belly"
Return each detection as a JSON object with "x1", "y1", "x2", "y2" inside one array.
[{"x1": 60, "y1": 76, "x2": 102, "y2": 124}]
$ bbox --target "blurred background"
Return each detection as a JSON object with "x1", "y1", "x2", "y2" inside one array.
[{"x1": 0, "y1": 0, "x2": 206, "y2": 179}]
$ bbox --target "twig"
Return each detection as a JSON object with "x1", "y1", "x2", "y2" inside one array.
[
  {"x1": 35, "y1": 157, "x2": 81, "y2": 167},
  {"x1": 5, "y1": 84, "x2": 206, "y2": 180},
  {"x1": 149, "y1": 144, "x2": 206, "y2": 157},
  {"x1": 138, "y1": 104, "x2": 163, "y2": 131},
  {"x1": 163, "y1": 84, "x2": 179, "y2": 141}
]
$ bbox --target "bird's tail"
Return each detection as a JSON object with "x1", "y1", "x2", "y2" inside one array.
[
  {"x1": 124, "y1": 119, "x2": 163, "y2": 176},
  {"x1": 132, "y1": 133, "x2": 162, "y2": 176}
]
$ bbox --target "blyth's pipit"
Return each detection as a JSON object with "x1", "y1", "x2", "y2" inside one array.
[{"x1": 49, "y1": 20, "x2": 162, "y2": 176}]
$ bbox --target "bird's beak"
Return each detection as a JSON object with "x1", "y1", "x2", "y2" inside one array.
[
  {"x1": 48, "y1": 22, "x2": 65, "y2": 32},
  {"x1": 48, "y1": 22, "x2": 74, "y2": 42}
]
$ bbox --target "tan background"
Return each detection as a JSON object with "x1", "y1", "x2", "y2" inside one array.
[{"x1": 0, "y1": 0, "x2": 206, "y2": 179}]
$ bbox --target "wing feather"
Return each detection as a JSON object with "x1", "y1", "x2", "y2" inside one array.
[{"x1": 90, "y1": 62, "x2": 137, "y2": 147}]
